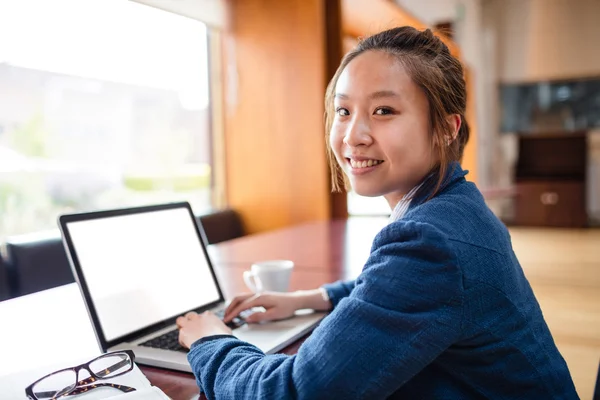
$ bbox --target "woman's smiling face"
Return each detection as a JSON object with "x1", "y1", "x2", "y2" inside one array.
[{"x1": 330, "y1": 50, "x2": 437, "y2": 208}]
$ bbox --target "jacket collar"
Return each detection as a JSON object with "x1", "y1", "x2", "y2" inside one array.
[{"x1": 408, "y1": 161, "x2": 469, "y2": 210}]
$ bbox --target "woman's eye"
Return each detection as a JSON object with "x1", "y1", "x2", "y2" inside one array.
[
  {"x1": 374, "y1": 107, "x2": 394, "y2": 116},
  {"x1": 335, "y1": 107, "x2": 349, "y2": 116}
]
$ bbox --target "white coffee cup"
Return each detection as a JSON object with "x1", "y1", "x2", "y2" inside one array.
[{"x1": 243, "y1": 260, "x2": 294, "y2": 293}]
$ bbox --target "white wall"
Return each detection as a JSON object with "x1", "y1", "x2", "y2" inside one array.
[
  {"x1": 395, "y1": 0, "x2": 459, "y2": 26},
  {"x1": 495, "y1": 0, "x2": 600, "y2": 83},
  {"x1": 588, "y1": 130, "x2": 600, "y2": 225}
]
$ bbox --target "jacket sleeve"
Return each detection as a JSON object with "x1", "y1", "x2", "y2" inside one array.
[
  {"x1": 187, "y1": 220, "x2": 464, "y2": 399},
  {"x1": 321, "y1": 280, "x2": 355, "y2": 307}
]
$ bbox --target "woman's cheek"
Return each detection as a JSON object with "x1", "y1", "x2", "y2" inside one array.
[{"x1": 329, "y1": 127, "x2": 344, "y2": 154}]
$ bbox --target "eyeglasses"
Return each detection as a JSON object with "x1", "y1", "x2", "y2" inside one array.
[{"x1": 25, "y1": 350, "x2": 137, "y2": 400}]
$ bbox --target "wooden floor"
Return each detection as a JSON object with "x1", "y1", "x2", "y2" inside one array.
[{"x1": 509, "y1": 228, "x2": 600, "y2": 399}]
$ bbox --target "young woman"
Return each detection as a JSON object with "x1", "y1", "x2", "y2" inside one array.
[{"x1": 176, "y1": 27, "x2": 578, "y2": 399}]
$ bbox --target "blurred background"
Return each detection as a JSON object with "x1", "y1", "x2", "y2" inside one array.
[
  {"x1": 1, "y1": 0, "x2": 599, "y2": 237},
  {"x1": 0, "y1": 0, "x2": 598, "y2": 397}
]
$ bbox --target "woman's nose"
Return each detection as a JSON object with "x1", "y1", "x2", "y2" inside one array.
[{"x1": 343, "y1": 116, "x2": 373, "y2": 147}]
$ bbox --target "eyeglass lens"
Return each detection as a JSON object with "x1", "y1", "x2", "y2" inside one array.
[
  {"x1": 31, "y1": 370, "x2": 77, "y2": 399},
  {"x1": 89, "y1": 353, "x2": 132, "y2": 378}
]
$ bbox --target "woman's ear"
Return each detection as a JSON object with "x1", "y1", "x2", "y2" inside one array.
[{"x1": 445, "y1": 114, "x2": 461, "y2": 145}]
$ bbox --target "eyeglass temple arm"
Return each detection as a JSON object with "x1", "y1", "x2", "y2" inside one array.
[
  {"x1": 34, "y1": 382, "x2": 136, "y2": 399},
  {"x1": 66, "y1": 382, "x2": 136, "y2": 397}
]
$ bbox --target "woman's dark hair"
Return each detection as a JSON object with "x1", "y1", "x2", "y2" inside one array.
[{"x1": 325, "y1": 26, "x2": 470, "y2": 198}]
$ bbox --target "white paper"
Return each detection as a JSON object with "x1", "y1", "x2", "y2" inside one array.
[
  {"x1": 0, "y1": 284, "x2": 100, "y2": 377},
  {"x1": 102, "y1": 386, "x2": 171, "y2": 400}
]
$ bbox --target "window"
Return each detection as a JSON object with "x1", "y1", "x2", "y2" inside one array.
[
  {"x1": 347, "y1": 191, "x2": 391, "y2": 216},
  {"x1": 0, "y1": 0, "x2": 212, "y2": 242}
]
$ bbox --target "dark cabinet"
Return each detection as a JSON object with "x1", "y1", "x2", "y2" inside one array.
[
  {"x1": 513, "y1": 134, "x2": 587, "y2": 227},
  {"x1": 515, "y1": 181, "x2": 586, "y2": 227}
]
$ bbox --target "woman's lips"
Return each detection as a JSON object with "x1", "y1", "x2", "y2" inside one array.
[{"x1": 345, "y1": 158, "x2": 384, "y2": 175}]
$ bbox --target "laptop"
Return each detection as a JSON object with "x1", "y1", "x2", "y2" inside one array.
[{"x1": 58, "y1": 202, "x2": 325, "y2": 373}]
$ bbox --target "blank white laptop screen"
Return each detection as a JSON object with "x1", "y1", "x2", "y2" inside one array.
[{"x1": 65, "y1": 208, "x2": 220, "y2": 341}]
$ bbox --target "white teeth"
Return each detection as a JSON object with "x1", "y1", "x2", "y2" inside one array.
[{"x1": 349, "y1": 159, "x2": 382, "y2": 169}]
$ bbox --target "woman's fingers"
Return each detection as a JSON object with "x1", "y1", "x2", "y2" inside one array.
[
  {"x1": 176, "y1": 316, "x2": 187, "y2": 329},
  {"x1": 176, "y1": 311, "x2": 198, "y2": 328},
  {"x1": 224, "y1": 294, "x2": 264, "y2": 322},
  {"x1": 177, "y1": 310, "x2": 233, "y2": 348},
  {"x1": 245, "y1": 308, "x2": 279, "y2": 323},
  {"x1": 223, "y1": 294, "x2": 259, "y2": 322},
  {"x1": 185, "y1": 311, "x2": 198, "y2": 320},
  {"x1": 224, "y1": 293, "x2": 254, "y2": 320}
]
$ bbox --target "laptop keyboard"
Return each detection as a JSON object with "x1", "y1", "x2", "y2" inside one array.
[
  {"x1": 139, "y1": 309, "x2": 248, "y2": 353},
  {"x1": 140, "y1": 328, "x2": 187, "y2": 352}
]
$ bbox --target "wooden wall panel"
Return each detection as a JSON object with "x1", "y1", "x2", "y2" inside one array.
[
  {"x1": 223, "y1": 0, "x2": 331, "y2": 234},
  {"x1": 463, "y1": 68, "x2": 478, "y2": 183},
  {"x1": 324, "y1": 0, "x2": 349, "y2": 219}
]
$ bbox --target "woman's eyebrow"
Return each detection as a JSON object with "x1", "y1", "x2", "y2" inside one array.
[
  {"x1": 368, "y1": 90, "x2": 400, "y2": 99},
  {"x1": 334, "y1": 90, "x2": 400, "y2": 100}
]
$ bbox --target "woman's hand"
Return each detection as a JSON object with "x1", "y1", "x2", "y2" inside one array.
[
  {"x1": 177, "y1": 311, "x2": 232, "y2": 349},
  {"x1": 224, "y1": 289, "x2": 332, "y2": 324},
  {"x1": 223, "y1": 292, "x2": 299, "y2": 324}
]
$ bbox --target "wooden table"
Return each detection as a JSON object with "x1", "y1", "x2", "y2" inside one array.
[
  {"x1": 208, "y1": 217, "x2": 386, "y2": 272},
  {"x1": 0, "y1": 217, "x2": 386, "y2": 400}
]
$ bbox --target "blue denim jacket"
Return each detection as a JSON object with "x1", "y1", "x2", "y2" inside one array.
[{"x1": 187, "y1": 163, "x2": 578, "y2": 399}]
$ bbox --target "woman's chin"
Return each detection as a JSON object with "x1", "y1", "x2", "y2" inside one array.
[{"x1": 351, "y1": 187, "x2": 384, "y2": 198}]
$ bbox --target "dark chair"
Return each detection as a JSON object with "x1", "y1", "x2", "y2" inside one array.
[
  {"x1": 0, "y1": 252, "x2": 10, "y2": 301},
  {"x1": 196, "y1": 209, "x2": 245, "y2": 245},
  {"x1": 2, "y1": 209, "x2": 244, "y2": 299},
  {"x1": 4, "y1": 234, "x2": 74, "y2": 298}
]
